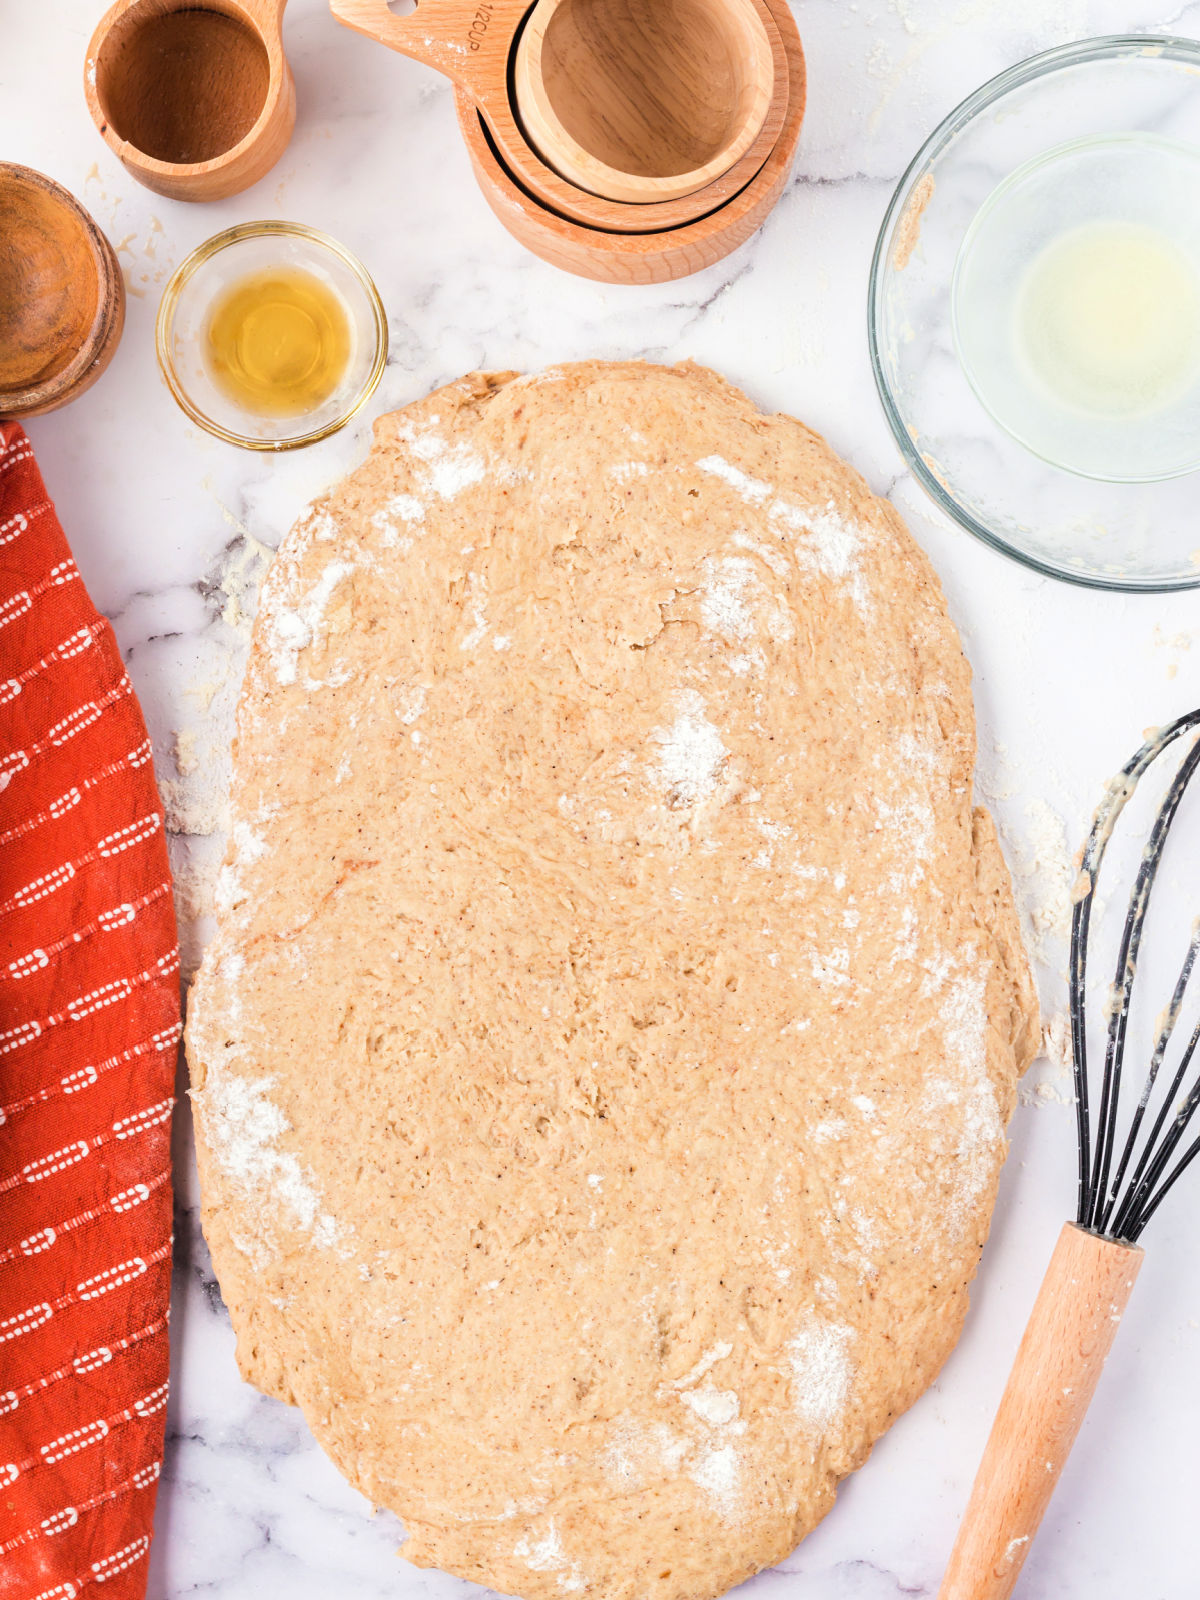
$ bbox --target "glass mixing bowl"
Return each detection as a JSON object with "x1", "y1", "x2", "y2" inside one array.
[{"x1": 869, "y1": 36, "x2": 1200, "y2": 591}]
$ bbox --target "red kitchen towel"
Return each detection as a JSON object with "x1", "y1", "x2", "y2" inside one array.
[{"x1": 0, "y1": 422, "x2": 180, "y2": 1600}]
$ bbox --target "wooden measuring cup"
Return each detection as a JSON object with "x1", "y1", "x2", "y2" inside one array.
[
  {"x1": 454, "y1": 0, "x2": 805, "y2": 282},
  {"x1": 85, "y1": 0, "x2": 295, "y2": 201},
  {"x1": 330, "y1": 0, "x2": 779, "y2": 214},
  {"x1": 514, "y1": 0, "x2": 774, "y2": 202},
  {"x1": 499, "y1": 0, "x2": 788, "y2": 234}
]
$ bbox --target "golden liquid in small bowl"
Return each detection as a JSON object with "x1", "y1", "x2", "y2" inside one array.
[
  {"x1": 157, "y1": 221, "x2": 387, "y2": 450},
  {"x1": 205, "y1": 266, "x2": 351, "y2": 418}
]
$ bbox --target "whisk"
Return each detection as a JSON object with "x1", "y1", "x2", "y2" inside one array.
[{"x1": 938, "y1": 708, "x2": 1200, "y2": 1600}]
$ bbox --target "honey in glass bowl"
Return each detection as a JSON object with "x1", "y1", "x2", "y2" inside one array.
[
  {"x1": 205, "y1": 266, "x2": 352, "y2": 418},
  {"x1": 156, "y1": 221, "x2": 387, "y2": 451}
]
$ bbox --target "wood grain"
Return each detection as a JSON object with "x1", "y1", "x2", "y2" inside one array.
[
  {"x1": 500, "y1": 0, "x2": 787, "y2": 230},
  {"x1": 0, "y1": 164, "x2": 125, "y2": 419},
  {"x1": 937, "y1": 1223, "x2": 1143, "y2": 1600},
  {"x1": 85, "y1": 0, "x2": 295, "y2": 201},
  {"x1": 452, "y1": 0, "x2": 804, "y2": 283},
  {"x1": 513, "y1": 0, "x2": 774, "y2": 203},
  {"x1": 329, "y1": 0, "x2": 789, "y2": 229}
]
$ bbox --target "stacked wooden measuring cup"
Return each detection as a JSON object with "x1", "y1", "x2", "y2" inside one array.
[{"x1": 332, "y1": 0, "x2": 806, "y2": 283}]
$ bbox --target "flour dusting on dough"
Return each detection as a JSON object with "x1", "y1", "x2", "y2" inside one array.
[
  {"x1": 681, "y1": 1387, "x2": 741, "y2": 1427},
  {"x1": 397, "y1": 421, "x2": 488, "y2": 500},
  {"x1": 653, "y1": 690, "x2": 728, "y2": 807},
  {"x1": 372, "y1": 493, "x2": 426, "y2": 547},
  {"x1": 789, "y1": 1316, "x2": 855, "y2": 1428},
  {"x1": 919, "y1": 954, "x2": 1003, "y2": 1232},
  {"x1": 700, "y1": 458, "x2": 871, "y2": 612},
  {"x1": 199, "y1": 1073, "x2": 344, "y2": 1257},
  {"x1": 604, "y1": 1418, "x2": 689, "y2": 1487},
  {"x1": 514, "y1": 1524, "x2": 585, "y2": 1593},
  {"x1": 698, "y1": 454, "x2": 770, "y2": 503},
  {"x1": 266, "y1": 561, "x2": 355, "y2": 687},
  {"x1": 215, "y1": 820, "x2": 268, "y2": 915},
  {"x1": 701, "y1": 556, "x2": 756, "y2": 640},
  {"x1": 689, "y1": 1444, "x2": 742, "y2": 1521},
  {"x1": 670, "y1": 1342, "x2": 734, "y2": 1389}
]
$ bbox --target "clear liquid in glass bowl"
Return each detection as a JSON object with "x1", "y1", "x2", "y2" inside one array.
[
  {"x1": 870, "y1": 36, "x2": 1200, "y2": 591},
  {"x1": 953, "y1": 134, "x2": 1200, "y2": 483}
]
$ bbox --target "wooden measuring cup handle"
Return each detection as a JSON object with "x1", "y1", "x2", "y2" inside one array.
[
  {"x1": 242, "y1": 0, "x2": 291, "y2": 25},
  {"x1": 328, "y1": 0, "x2": 513, "y2": 108},
  {"x1": 937, "y1": 1223, "x2": 1142, "y2": 1600}
]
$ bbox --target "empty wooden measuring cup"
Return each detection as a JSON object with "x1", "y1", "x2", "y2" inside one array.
[
  {"x1": 330, "y1": 0, "x2": 776, "y2": 206},
  {"x1": 516, "y1": 0, "x2": 774, "y2": 202},
  {"x1": 499, "y1": 0, "x2": 787, "y2": 231},
  {"x1": 85, "y1": 0, "x2": 295, "y2": 201}
]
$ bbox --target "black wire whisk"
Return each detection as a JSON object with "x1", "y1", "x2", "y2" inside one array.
[
  {"x1": 939, "y1": 709, "x2": 1200, "y2": 1600},
  {"x1": 1071, "y1": 707, "x2": 1200, "y2": 1242}
]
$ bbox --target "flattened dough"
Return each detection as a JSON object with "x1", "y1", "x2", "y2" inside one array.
[{"x1": 187, "y1": 361, "x2": 1037, "y2": 1600}]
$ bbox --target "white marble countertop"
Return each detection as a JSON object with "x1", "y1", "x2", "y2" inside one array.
[{"x1": 5, "y1": 1, "x2": 1200, "y2": 1595}]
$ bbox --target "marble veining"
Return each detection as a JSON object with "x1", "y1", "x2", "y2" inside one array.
[{"x1": 5, "y1": 0, "x2": 1200, "y2": 1594}]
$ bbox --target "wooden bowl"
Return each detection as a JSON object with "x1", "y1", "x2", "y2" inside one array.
[
  {"x1": 498, "y1": 0, "x2": 789, "y2": 234},
  {"x1": 84, "y1": 0, "x2": 295, "y2": 201},
  {"x1": 0, "y1": 164, "x2": 126, "y2": 420},
  {"x1": 454, "y1": 0, "x2": 805, "y2": 284},
  {"x1": 514, "y1": 0, "x2": 775, "y2": 203}
]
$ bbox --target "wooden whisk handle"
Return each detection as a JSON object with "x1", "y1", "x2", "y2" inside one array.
[{"x1": 937, "y1": 1222, "x2": 1143, "y2": 1600}]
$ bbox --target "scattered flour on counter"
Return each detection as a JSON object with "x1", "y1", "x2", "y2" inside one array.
[
  {"x1": 1015, "y1": 797, "x2": 1076, "y2": 965},
  {"x1": 788, "y1": 1316, "x2": 855, "y2": 1429},
  {"x1": 159, "y1": 771, "x2": 227, "y2": 839},
  {"x1": 1042, "y1": 1011, "x2": 1071, "y2": 1070},
  {"x1": 174, "y1": 728, "x2": 199, "y2": 777},
  {"x1": 654, "y1": 691, "x2": 728, "y2": 807},
  {"x1": 1019, "y1": 1013, "x2": 1076, "y2": 1108}
]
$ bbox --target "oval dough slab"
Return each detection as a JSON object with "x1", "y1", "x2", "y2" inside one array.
[{"x1": 187, "y1": 361, "x2": 1038, "y2": 1600}]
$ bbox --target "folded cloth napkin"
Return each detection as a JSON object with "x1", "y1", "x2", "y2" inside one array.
[{"x1": 0, "y1": 422, "x2": 180, "y2": 1600}]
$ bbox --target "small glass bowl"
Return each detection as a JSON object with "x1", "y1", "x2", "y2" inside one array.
[
  {"x1": 869, "y1": 35, "x2": 1200, "y2": 592},
  {"x1": 156, "y1": 221, "x2": 388, "y2": 450}
]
